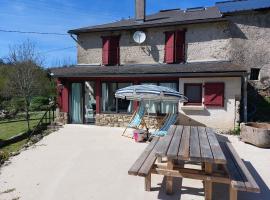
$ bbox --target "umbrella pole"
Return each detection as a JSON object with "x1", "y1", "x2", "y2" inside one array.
[{"x1": 146, "y1": 99, "x2": 151, "y2": 139}]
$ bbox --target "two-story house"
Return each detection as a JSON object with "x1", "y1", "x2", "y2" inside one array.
[{"x1": 51, "y1": 0, "x2": 270, "y2": 131}]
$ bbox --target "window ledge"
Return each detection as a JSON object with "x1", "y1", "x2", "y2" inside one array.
[{"x1": 181, "y1": 105, "x2": 205, "y2": 111}]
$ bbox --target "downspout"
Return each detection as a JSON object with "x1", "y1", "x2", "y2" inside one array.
[{"x1": 243, "y1": 73, "x2": 248, "y2": 123}]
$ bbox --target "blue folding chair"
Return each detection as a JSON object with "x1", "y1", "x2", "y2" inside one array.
[
  {"x1": 122, "y1": 104, "x2": 146, "y2": 137},
  {"x1": 151, "y1": 113, "x2": 178, "y2": 137}
]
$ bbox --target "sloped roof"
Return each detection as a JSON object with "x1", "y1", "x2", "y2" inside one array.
[
  {"x1": 68, "y1": 1, "x2": 270, "y2": 34},
  {"x1": 50, "y1": 61, "x2": 247, "y2": 78},
  {"x1": 68, "y1": 6, "x2": 223, "y2": 34}
]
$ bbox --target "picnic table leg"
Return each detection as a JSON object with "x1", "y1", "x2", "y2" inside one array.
[
  {"x1": 204, "y1": 163, "x2": 213, "y2": 200},
  {"x1": 229, "y1": 187, "x2": 237, "y2": 200},
  {"x1": 145, "y1": 173, "x2": 151, "y2": 191},
  {"x1": 166, "y1": 159, "x2": 174, "y2": 194}
]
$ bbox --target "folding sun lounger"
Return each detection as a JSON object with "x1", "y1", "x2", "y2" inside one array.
[
  {"x1": 151, "y1": 113, "x2": 178, "y2": 137},
  {"x1": 122, "y1": 104, "x2": 146, "y2": 138}
]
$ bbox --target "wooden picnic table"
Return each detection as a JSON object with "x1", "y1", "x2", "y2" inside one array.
[
  {"x1": 154, "y1": 125, "x2": 227, "y2": 199},
  {"x1": 129, "y1": 125, "x2": 260, "y2": 200}
]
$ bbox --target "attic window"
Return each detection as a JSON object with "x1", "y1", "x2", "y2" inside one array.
[{"x1": 250, "y1": 68, "x2": 260, "y2": 80}]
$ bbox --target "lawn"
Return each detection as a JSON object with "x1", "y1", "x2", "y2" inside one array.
[
  {"x1": 1, "y1": 139, "x2": 28, "y2": 153},
  {"x1": 0, "y1": 119, "x2": 40, "y2": 140},
  {"x1": 0, "y1": 110, "x2": 54, "y2": 155},
  {"x1": 0, "y1": 111, "x2": 45, "y2": 123}
]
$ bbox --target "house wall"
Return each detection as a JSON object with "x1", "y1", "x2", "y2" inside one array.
[
  {"x1": 228, "y1": 10, "x2": 270, "y2": 80},
  {"x1": 178, "y1": 77, "x2": 242, "y2": 131},
  {"x1": 77, "y1": 21, "x2": 231, "y2": 65},
  {"x1": 77, "y1": 10, "x2": 270, "y2": 78}
]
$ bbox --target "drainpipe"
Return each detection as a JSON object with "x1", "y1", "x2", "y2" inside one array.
[{"x1": 243, "y1": 74, "x2": 248, "y2": 123}]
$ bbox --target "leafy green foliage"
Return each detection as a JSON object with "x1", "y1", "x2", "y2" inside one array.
[
  {"x1": 0, "y1": 65, "x2": 9, "y2": 97},
  {"x1": 0, "y1": 41, "x2": 56, "y2": 122},
  {"x1": 248, "y1": 84, "x2": 270, "y2": 122},
  {"x1": 30, "y1": 96, "x2": 49, "y2": 111},
  {"x1": 0, "y1": 151, "x2": 10, "y2": 164},
  {"x1": 230, "y1": 126, "x2": 241, "y2": 135}
]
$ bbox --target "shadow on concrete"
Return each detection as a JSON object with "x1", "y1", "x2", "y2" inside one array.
[
  {"x1": 238, "y1": 161, "x2": 270, "y2": 200},
  {"x1": 178, "y1": 113, "x2": 206, "y2": 127},
  {"x1": 216, "y1": 134, "x2": 230, "y2": 143},
  {"x1": 153, "y1": 177, "x2": 205, "y2": 200}
]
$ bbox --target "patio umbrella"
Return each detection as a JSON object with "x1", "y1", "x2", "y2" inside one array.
[{"x1": 115, "y1": 84, "x2": 188, "y2": 103}]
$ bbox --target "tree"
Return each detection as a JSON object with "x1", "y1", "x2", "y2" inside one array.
[{"x1": 4, "y1": 40, "x2": 45, "y2": 132}]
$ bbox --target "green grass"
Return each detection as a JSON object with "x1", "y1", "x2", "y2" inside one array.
[
  {"x1": 0, "y1": 110, "x2": 54, "y2": 162},
  {"x1": 1, "y1": 139, "x2": 28, "y2": 154},
  {"x1": 0, "y1": 120, "x2": 40, "y2": 140},
  {"x1": 0, "y1": 111, "x2": 46, "y2": 123}
]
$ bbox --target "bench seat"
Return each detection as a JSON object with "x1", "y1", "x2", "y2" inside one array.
[
  {"x1": 128, "y1": 137, "x2": 160, "y2": 191},
  {"x1": 220, "y1": 142, "x2": 260, "y2": 200}
]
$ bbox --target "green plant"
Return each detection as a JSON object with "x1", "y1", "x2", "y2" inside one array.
[
  {"x1": 230, "y1": 126, "x2": 241, "y2": 135},
  {"x1": 30, "y1": 96, "x2": 49, "y2": 111},
  {"x1": 0, "y1": 151, "x2": 10, "y2": 163}
]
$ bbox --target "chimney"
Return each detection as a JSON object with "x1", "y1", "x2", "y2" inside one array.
[{"x1": 135, "y1": 0, "x2": 146, "y2": 22}]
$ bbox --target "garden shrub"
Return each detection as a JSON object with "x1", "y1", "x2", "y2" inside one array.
[
  {"x1": 0, "y1": 151, "x2": 10, "y2": 164},
  {"x1": 30, "y1": 96, "x2": 49, "y2": 111}
]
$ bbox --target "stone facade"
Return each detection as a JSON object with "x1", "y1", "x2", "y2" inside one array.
[
  {"x1": 228, "y1": 11, "x2": 270, "y2": 72},
  {"x1": 95, "y1": 113, "x2": 169, "y2": 129},
  {"x1": 77, "y1": 10, "x2": 270, "y2": 78},
  {"x1": 69, "y1": 10, "x2": 270, "y2": 131},
  {"x1": 77, "y1": 22, "x2": 231, "y2": 65},
  {"x1": 56, "y1": 110, "x2": 69, "y2": 125}
]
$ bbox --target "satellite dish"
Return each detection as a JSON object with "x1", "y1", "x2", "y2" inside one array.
[{"x1": 133, "y1": 31, "x2": 146, "y2": 44}]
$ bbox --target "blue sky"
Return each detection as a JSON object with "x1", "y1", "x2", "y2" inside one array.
[{"x1": 0, "y1": 0, "x2": 218, "y2": 68}]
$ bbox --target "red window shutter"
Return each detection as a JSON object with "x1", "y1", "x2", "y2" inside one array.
[
  {"x1": 165, "y1": 31, "x2": 175, "y2": 64},
  {"x1": 175, "y1": 30, "x2": 185, "y2": 63},
  {"x1": 102, "y1": 37, "x2": 110, "y2": 65},
  {"x1": 204, "y1": 83, "x2": 225, "y2": 107},
  {"x1": 109, "y1": 36, "x2": 120, "y2": 65}
]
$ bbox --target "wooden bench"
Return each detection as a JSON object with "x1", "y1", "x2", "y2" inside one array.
[
  {"x1": 220, "y1": 142, "x2": 260, "y2": 200},
  {"x1": 128, "y1": 137, "x2": 160, "y2": 191}
]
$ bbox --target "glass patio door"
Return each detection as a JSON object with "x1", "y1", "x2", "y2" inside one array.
[
  {"x1": 85, "y1": 81, "x2": 96, "y2": 124},
  {"x1": 71, "y1": 83, "x2": 83, "y2": 124}
]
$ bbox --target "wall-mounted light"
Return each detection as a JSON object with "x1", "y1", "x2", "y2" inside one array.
[{"x1": 57, "y1": 84, "x2": 64, "y2": 94}]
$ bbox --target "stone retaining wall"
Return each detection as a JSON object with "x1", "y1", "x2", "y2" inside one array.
[
  {"x1": 56, "y1": 111, "x2": 69, "y2": 125},
  {"x1": 95, "y1": 113, "x2": 166, "y2": 129}
]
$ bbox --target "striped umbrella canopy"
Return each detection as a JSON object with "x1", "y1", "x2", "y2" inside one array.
[{"x1": 115, "y1": 85, "x2": 188, "y2": 103}]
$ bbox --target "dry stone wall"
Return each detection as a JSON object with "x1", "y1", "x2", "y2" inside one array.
[{"x1": 95, "y1": 113, "x2": 167, "y2": 129}]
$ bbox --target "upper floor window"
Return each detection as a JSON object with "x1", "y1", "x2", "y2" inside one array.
[
  {"x1": 164, "y1": 30, "x2": 185, "y2": 64},
  {"x1": 102, "y1": 36, "x2": 120, "y2": 66}
]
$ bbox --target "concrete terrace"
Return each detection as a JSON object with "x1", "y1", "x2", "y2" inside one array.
[{"x1": 0, "y1": 125, "x2": 269, "y2": 200}]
